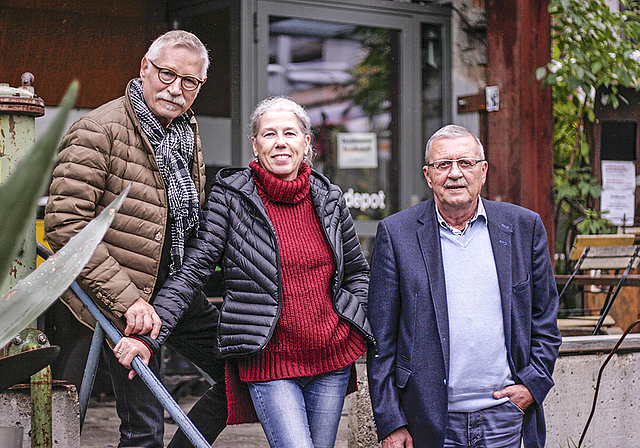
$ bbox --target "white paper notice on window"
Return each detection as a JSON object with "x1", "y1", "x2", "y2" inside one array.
[
  {"x1": 601, "y1": 160, "x2": 636, "y2": 190},
  {"x1": 601, "y1": 189, "x2": 635, "y2": 226},
  {"x1": 337, "y1": 133, "x2": 378, "y2": 169}
]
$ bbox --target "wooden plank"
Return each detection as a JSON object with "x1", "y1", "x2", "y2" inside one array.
[
  {"x1": 555, "y1": 274, "x2": 640, "y2": 286},
  {"x1": 558, "y1": 315, "x2": 616, "y2": 328},
  {"x1": 573, "y1": 234, "x2": 636, "y2": 247},
  {"x1": 570, "y1": 246, "x2": 640, "y2": 270},
  {"x1": 569, "y1": 234, "x2": 635, "y2": 260},
  {"x1": 457, "y1": 92, "x2": 486, "y2": 114},
  {"x1": 581, "y1": 258, "x2": 638, "y2": 270},
  {"x1": 587, "y1": 245, "x2": 640, "y2": 257}
]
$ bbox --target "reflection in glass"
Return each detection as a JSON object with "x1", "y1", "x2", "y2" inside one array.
[
  {"x1": 421, "y1": 24, "x2": 444, "y2": 157},
  {"x1": 420, "y1": 23, "x2": 444, "y2": 202},
  {"x1": 268, "y1": 17, "x2": 398, "y2": 223}
]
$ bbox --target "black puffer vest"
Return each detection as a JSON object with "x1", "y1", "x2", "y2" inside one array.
[{"x1": 149, "y1": 166, "x2": 375, "y2": 358}]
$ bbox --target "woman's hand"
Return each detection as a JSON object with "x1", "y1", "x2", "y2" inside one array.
[{"x1": 113, "y1": 337, "x2": 152, "y2": 380}]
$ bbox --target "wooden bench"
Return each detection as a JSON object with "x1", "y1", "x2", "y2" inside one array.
[
  {"x1": 556, "y1": 234, "x2": 640, "y2": 335},
  {"x1": 568, "y1": 234, "x2": 635, "y2": 261}
]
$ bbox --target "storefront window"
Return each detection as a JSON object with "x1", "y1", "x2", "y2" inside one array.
[{"x1": 268, "y1": 17, "x2": 400, "y2": 222}]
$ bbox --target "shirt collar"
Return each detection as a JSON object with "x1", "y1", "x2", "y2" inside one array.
[{"x1": 436, "y1": 197, "x2": 487, "y2": 236}]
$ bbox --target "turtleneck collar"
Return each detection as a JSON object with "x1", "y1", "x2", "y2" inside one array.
[{"x1": 250, "y1": 160, "x2": 311, "y2": 204}]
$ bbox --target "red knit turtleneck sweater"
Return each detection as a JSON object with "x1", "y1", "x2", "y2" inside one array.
[{"x1": 237, "y1": 161, "x2": 366, "y2": 382}]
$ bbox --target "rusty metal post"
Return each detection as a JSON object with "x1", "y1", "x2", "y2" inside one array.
[
  {"x1": 0, "y1": 75, "x2": 50, "y2": 447},
  {"x1": 6, "y1": 329, "x2": 54, "y2": 448},
  {"x1": 29, "y1": 335, "x2": 54, "y2": 448},
  {"x1": 0, "y1": 73, "x2": 45, "y2": 294}
]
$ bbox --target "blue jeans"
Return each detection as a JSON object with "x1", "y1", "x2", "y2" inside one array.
[
  {"x1": 444, "y1": 400, "x2": 524, "y2": 448},
  {"x1": 107, "y1": 291, "x2": 227, "y2": 447},
  {"x1": 248, "y1": 365, "x2": 351, "y2": 448}
]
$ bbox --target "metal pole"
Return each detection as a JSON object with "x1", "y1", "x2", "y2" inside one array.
[
  {"x1": 30, "y1": 365, "x2": 53, "y2": 448},
  {"x1": 0, "y1": 74, "x2": 44, "y2": 294},
  {"x1": 36, "y1": 242, "x2": 210, "y2": 447},
  {"x1": 79, "y1": 322, "x2": 105, "y2": 430},
  {"x1": 1, "y1": 74, "x2": 51, "y2": 447},
  {"x1": 68, "y1": 283, "x2": 211, "y2": 448}
]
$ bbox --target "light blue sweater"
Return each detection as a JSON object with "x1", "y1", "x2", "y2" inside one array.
[{"x1": 438, "y1": 204, "x2": 514, "y2": 413}]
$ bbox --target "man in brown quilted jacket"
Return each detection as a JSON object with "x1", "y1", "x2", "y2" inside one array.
[{"x1": 45, "y1": 30, "x2": 226, "y2": 447}]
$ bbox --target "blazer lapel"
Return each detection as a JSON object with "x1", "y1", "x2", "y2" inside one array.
[
  {"x1": 486, "y1": 202, "x2": 513, "y2": 353},
  {"x1": 417, "y1": 200, "x2": 450, "y2": 377}
]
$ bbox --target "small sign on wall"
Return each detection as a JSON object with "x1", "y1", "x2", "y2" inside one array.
[
  {"x1": 485, "y1": 85, "x2": 499, "y2": 112},
  {"x1": 600, "y1": 160, "x2": 636, "y2": 226},
  {"x1": 602, "y1": 160, "x2": 636, "y2": 190},
  {"x1": 337, "y1": 132, "x2": 378, "y2": 169},
  {"x1": 601, "y1": 190, "x2": 635, "y2": 226}
]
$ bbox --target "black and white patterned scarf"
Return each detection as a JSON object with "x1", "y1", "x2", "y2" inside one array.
[{"x1": 129, "y1": 78, "x2": 200, "y2": 275}]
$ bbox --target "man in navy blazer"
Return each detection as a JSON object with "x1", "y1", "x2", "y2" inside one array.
[{"x1": 367, "y1": 125, "x2": 561, "y2": 448}]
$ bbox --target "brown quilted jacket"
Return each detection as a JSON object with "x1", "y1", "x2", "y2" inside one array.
[{"x1": 44, "y1": 81, "x2": 206, "y2": 331}]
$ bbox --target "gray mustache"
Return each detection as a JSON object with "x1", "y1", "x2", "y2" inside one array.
[{"x1": 156, "y1": 92, "x2": 186, "y2": 107}]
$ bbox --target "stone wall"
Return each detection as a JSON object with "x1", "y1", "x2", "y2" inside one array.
[
  {"x1": 0, "y1": 382, "x2": 79, "y2": 448},
  {"x1": 546, "y1": 334, "x2": 640, "y2": 448}
]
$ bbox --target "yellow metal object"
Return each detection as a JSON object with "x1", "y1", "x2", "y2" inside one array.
[{"x1": 35, "y1": 219, "x2": 50, "y2": 267}]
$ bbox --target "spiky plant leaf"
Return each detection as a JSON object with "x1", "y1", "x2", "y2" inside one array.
[
  {"x1": 0, "y1": 80, "x2": 79, "y2": 279},
  {"x1": 0, "y1": 183, "x2": 130, "y2": 348}
]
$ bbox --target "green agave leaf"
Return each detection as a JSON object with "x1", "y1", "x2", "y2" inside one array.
[
  {"x1": 0, "y1": 183, "x2": 130, "y2": 348},
  {"x1": 0, "y1": 80, "x2": 79, "y2": 279}
]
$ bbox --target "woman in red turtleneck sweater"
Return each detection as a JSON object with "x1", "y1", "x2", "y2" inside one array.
[
  {"x1": 227, "y1": 96, "x2": 373, "y2": 448},
  {"x1": 116, "y1": 95, "x2": 375, "y2": 448}
]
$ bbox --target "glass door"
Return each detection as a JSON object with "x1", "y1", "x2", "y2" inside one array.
[{"x1": 267, "y1": 17, "x2": 400, "y2": 222}]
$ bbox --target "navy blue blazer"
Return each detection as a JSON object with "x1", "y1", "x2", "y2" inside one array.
[{"x1": 367, "y1": 198, "x2": 561, "y2": 448}]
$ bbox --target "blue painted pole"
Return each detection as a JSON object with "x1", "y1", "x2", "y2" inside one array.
[
  {"x1": 36, "y1": 243, "x2": 209, "y2": 448},
  {"x1": 68, "y1": 283, "x2": 210, "y2": 448},
  {"x1": 79, "y1": 322, "x2": 104, "y2": 430}
]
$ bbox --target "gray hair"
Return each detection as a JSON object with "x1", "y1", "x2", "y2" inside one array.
[
  {"x1": 145, "y1": 30, "x2": 209, "y2": 79},
  {"x1": 250, "y1": 96, "x2": 315, "y2": 164},
  {"x1": 424, "y1": 124, "x2": 485, "y2": 164}
]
